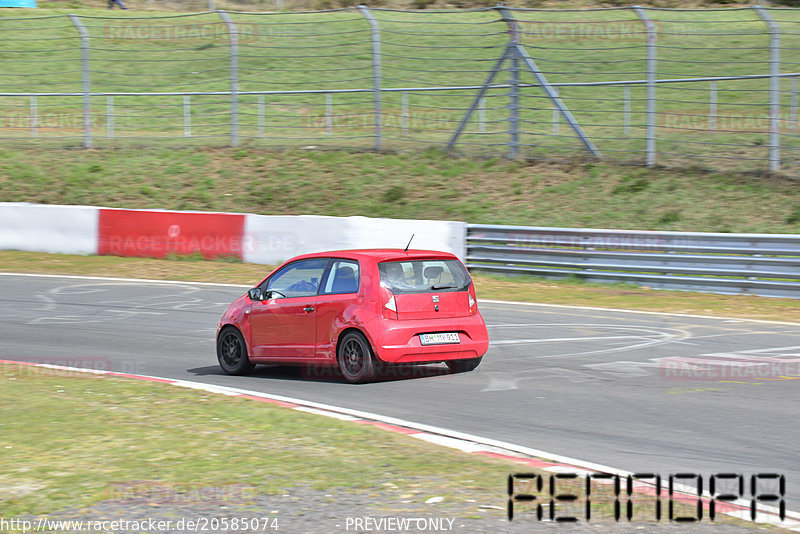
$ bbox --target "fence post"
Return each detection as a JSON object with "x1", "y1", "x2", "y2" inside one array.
[
  {"x1": 358, "y1": 5, "x2": 382, "y2": 150},
  {"x1": 509, "y1": 57, "x2": 519, "y2": 157},
  {"x1": 258, "y1": 95, "x2": 265, "y2": 138},
  {"x1": 755, "y1": 6, "x2": 781, "y2": 172},
  {"x1": 633, "y1": 6, "x2": 656, "y2": 166},
  {"x1": 69, "y1": 14, "x2": 91, "y2": 148},
  {"x1": 106, "y1": 96, "x2": 114, "y2": 139},
  {"x1": 709, "y1": 81, "x2": 717, "y2": 131},
  {"x1": 623, "y1": 85, "x2": 630, "y2": 135},
  {"x1": 551, "y1": 88, "x2": 559, "y2": 136},
  {"x1": 791, "y1": 77, "x2": 798, "y2": 130},
  {"x1": 30, "y1": 96, "x2": 38, "y2": 138},
  {"x1": 325, "y1": 93, "x2": 333, "y2": 135},
  {"x1": 499, "y1": 6, "x2": 600, "y2": 158},
  {"x1": 218, "y1": 11, "x2": 239, "y2": 147},
  {"x1": 499, "y1": 7, "x2": 520, "y2": 158},
  {"x1": 184, "y1": 95, "x2": 191, "y2": 138},
  {"x1": 478, "y1": 97, "x2": 485, "y2": 133},
  {"x1": 402, "y1": 91, "x2": 408, "y2": 136}
]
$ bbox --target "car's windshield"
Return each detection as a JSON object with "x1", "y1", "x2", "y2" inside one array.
[{"x1": 378, "y1": 259, "x2": 470, "y2": 294}]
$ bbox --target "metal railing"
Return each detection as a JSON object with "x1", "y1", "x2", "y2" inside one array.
[
  {"x1": 1, "y1": 6, "x2": 799, "y2": 174},
  {"x1": 466, "y1": 224, "x2": 800, "y2": 299}
]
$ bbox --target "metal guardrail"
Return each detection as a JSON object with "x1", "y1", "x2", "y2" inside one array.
[{"x1": 466, "y1": 225, "x2": 800, "y2": 299}]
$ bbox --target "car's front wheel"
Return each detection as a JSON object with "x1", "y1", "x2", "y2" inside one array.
[
  {"x1": 217, "y1": 327, "x2": 254, "y2": 375},
  {"x1": 446, "y1": 357, "x2": 482, "y2": 373},
  {"x1": 337, "y1": 331, "x2": 376, "y2": 384}
]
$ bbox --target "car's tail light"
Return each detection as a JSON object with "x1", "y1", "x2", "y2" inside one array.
[
  {"x1": 468, "y1": 284, "x2": 478, "y2": 316},
  {"x1": 381, "y1": 283, "x2": 398, "y2": 320}
]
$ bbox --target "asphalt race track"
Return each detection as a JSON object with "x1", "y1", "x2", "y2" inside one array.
[{"x1": 1, "y1": 273, "x2": 798, "y2": 512}]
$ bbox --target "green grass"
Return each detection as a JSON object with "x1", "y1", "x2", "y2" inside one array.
[
  {"x1": 0, "y1": 362, "x2": 522, "y2": 516},
  {"x1": 0, "y1": 4, "x2": 798, "y2": 174},
  {"x1": 0, "y1": 362, "x2": 770, "y2": 531},
  {"x1": 1, "y1": 147, "x2": 799, "y2": 233}
]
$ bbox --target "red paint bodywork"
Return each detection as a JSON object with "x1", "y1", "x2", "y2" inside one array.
[{"x1": 216, "y1": 249, "x2": 489, "y2": 370}]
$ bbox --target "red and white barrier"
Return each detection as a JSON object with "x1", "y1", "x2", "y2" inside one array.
[
  {"x1": 98, "y1": 208, "x2": 247, "y2": 259},
  {"x1": 243, "y1": 214, "x2": 465, "y2": 264},
  {"x1": 0, "y1": 203, "x2": 466, "y2": 263}
]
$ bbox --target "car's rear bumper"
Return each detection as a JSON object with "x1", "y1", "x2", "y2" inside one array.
[{"x1": 373, "y1": 313, "x2": 489, "y2": 364}]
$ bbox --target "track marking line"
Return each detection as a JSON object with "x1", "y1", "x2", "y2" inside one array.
[
  {"x1": 480, "y1": 299, "x2": 800, "y2": 326},
  {"x1": 2, "y1": 272, "x2": 797, "y2": 325}
]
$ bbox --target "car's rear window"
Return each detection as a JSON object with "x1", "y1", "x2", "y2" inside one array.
[{"x1": 378, "y1": 259, "x2": 471, "y2": 294}]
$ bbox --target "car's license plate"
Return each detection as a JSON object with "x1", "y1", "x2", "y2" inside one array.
[{"x1": 420, "y1": 332, "x2": 460, "y2": 345}]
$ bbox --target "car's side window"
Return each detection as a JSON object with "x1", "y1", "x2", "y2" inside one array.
[
  {"x1": 320, "y1": 260, "x2": 360, "y2": 295},
  {"x1": 265, "y1": 258, "x2": 328, "y2": 298}
]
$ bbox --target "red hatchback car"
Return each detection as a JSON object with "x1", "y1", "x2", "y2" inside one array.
[{"x1": 216, "y1": 249, "x2": 489, "y2": 383}]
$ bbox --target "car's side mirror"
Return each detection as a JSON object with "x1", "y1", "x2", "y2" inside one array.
[{"x1": 248, "y1": 288, "x2": 263, "y2": 301}]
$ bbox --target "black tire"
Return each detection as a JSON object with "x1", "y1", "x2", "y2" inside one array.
[
  {"x1": 446, "y1": 357, "x2": 482, "y2": 373},
  {"x1": 337, "y1": 331, "x2": 375, "y2": 384},
  {"x1": 217, "y1": 327, "x2": 254, "y2": 376}
]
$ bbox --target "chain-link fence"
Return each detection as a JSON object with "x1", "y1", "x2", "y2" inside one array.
[{"x1": 1, "y1": 5, "x2": 799, "y2": 174}]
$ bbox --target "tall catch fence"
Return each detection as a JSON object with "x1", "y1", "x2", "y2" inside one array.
[{"x1": 1, "y1": 6, "x2": 799, "y2": 174}]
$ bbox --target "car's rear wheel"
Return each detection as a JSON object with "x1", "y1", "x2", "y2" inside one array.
[
  {"x1": 337, "y1": 331, "x2": 375, "y2": 384},
  {"x1": 446, "y1": 357, "x2": 482, "y2": 373},
  {"x1": 217, "y1": 327, "x2": 254, "y2": 375}
]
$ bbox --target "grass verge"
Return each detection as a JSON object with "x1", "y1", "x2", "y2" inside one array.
[
  {"x1": 0, "y1": 363, "x2": 769, "y2": 530},
  {"x1": 1, "y1": 149, "x2": 799, "y2": 233},
  {"x1": 0, "y1": 362, "x2": 518, "y2": 516},
  {"x1": 2, "y1": 250, "x2": 799, "y2": 322}
]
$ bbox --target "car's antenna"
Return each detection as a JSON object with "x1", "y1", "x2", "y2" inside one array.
[{"x1": 404, "y1": 234, "x2": 415, "y2": 252}]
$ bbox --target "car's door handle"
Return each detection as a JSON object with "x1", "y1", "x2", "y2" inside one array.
[{"x1": 303, "y1": 306, "x2": 315, "y2": 313}]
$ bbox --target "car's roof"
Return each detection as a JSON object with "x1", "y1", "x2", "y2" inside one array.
[{"x1": 290, "y1": 249, "x2": 459, "y2": 262}]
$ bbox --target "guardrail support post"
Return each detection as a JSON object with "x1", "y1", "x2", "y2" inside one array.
[
  {"x1": 755, "y1": 6, "x2": 781, "y2": 172},
  {"x1": 359, "y1": 5, "x2": 382, "y2": 151},
  {"x1": 633, "y1": 6, "x2": 656, "y2": 166},
  {"x1": 218, "y1": 11, "x2": 239, "y2": 147},
  {"x1": 69, "y1": 14, "x2": 91, "y2": 148}
]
